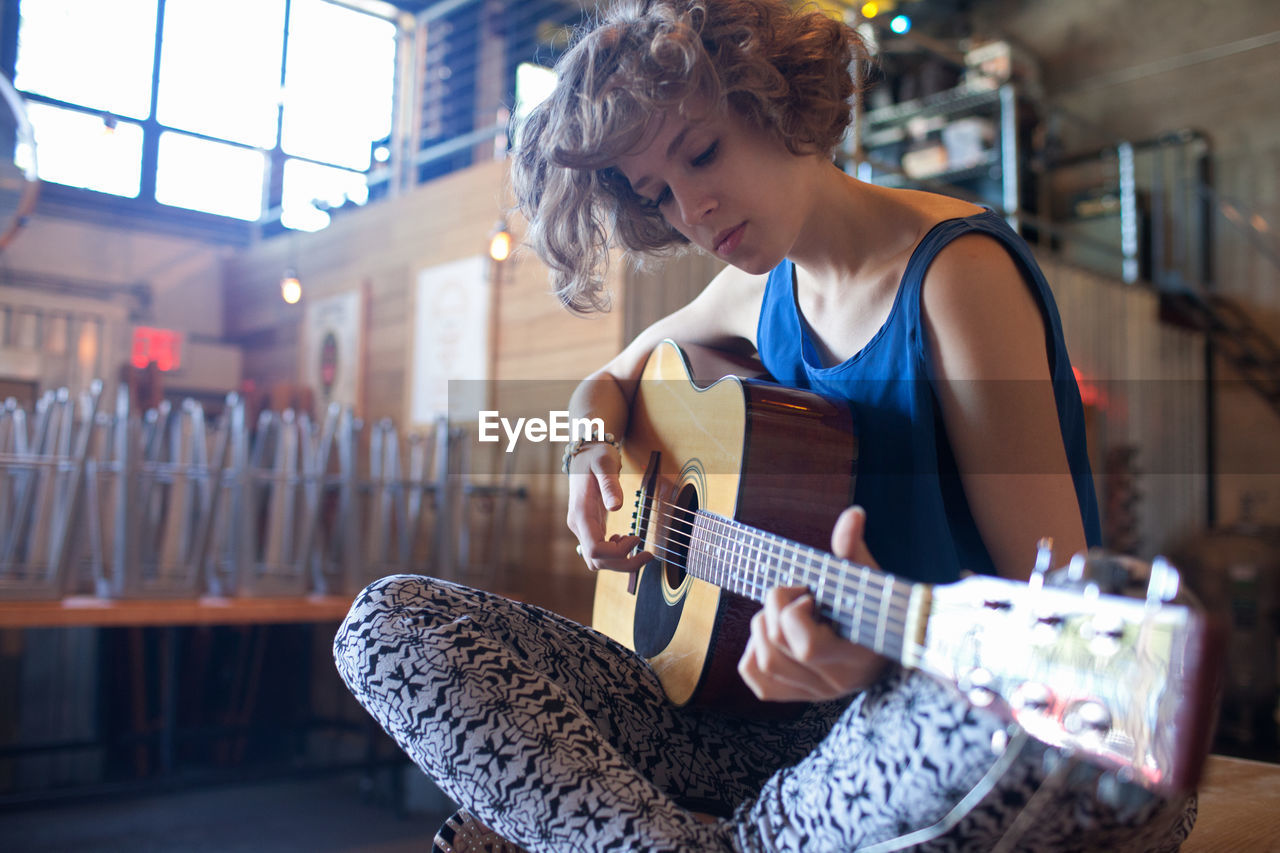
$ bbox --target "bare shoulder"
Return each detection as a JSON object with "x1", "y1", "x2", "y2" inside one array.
[{"x1": 920, "y1": 231, "x2": 1050, "y2": 381}]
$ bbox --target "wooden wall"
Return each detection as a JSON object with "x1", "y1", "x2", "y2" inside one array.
[
  {"x1": 1043, "y1": 256, "x2": 1208, "y2": 557},
  {"x1": 0, "y1": 212, "x2": 241, "y2": 404},
  {"x1": 223, "y1": 159, "x2": 628, "y2": 621}
]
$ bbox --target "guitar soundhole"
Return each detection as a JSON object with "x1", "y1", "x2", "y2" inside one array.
[
  {"x1": 663, "y1": 483, "x2": 698, "y2": 589},
  {"x1": 632, "y1": 480, "x2": 698, "y2": 658}
]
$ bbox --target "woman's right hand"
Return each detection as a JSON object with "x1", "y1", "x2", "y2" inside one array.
[{"x1": 565, "y1": 442, "x2": 651, "y2": 573}]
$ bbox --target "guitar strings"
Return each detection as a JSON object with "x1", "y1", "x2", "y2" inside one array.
[
  {"x1": 636, "y1": 533, "x2": 920, "y2": 659},
  {"x1": 643, "y1": 495, "x2": 912, "y2": 622},
  {"x1": 633, "y1": 494, "x2": 913, "y2": 650},
  {"x1": 643, "y1": 495, "x2": 905, "y2": 603},
  {"x1": 642, "y1": 495, "x2": 873, "y2": 583},
  {"x1": 626, "y1": 502, "x2": 928, "y2": 662}
]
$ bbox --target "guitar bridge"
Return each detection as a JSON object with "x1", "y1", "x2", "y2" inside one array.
[{"x1": 626, "y1": 449, "x2": 662, "y2": 595}]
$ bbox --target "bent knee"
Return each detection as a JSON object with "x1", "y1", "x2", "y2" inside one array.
[
  {"x1": 333, "y1": 574, "x2": 457, "y2": 665},
  {"x1": 338, "y1": 574, "x2": 454, "y2": 635}
]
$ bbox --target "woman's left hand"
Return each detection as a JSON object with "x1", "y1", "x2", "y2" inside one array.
[{"x1": 737, "y1": 506, "x2": 891, "y2": 702}]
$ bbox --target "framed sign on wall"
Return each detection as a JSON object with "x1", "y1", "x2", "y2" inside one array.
[
  {"x1": 409, "y1": 255, "x2": 490, "y2": 426},
  {"x1": 302, "y1": 288, "x2": 365, "y2": 415}
]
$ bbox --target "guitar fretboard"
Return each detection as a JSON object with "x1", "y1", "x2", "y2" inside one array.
[{"x1": 682, "y1": 510, "x2": 919, "y2": 661}]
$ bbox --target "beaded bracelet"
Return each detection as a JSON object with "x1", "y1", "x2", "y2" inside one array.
[{"x1": 560, "y1": 433, "x2": 620, "y2": 474}]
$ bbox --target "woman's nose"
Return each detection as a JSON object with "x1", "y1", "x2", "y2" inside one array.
[{"x1": 672, "y1": 182, "x2": 716, "y2": 227}]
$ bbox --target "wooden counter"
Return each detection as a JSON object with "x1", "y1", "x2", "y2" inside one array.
[{"x1": 0, "y1": 595, "x2": 355, "y2": 628}]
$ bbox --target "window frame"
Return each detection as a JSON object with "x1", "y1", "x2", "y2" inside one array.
[{"x1": 1, "y1": 0, "x2": 397, "y2": 244}]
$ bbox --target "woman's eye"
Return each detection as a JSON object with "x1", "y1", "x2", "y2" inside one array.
[
  {"x1": 692, "y1": 141, "x2": 718, "y2": 167},
  {"x1": 640, "y1": 188, "x2": 672, "y2": 210}
]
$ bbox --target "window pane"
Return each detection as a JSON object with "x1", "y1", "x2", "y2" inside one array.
[
  {"x1": 281, "y1": 158, "x2": 369, "y2": 231},
  {"x1": 15, "y1": 0, "x2": 158, "y2": 119},
  {"x1": 513, "y1": 63, "x2": 556, "y2": 145},
  {"x1": 156, "y1": 0, "x2": 286, "y2": 148},
  {"x1": 156, "y1": 132, "x2": 265, "y2": 220},
  {"x1": 282, "y1": 0, "x2": 396, "y2": 171},
  {"x1": 24, "y1": 103, "x2": 143, "y2": 197}
]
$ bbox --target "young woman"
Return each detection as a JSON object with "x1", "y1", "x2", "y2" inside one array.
[{"x1": 335, "y1": 1, "x2": 1197, "y2": 849}]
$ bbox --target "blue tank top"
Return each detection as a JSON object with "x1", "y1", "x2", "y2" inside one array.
[{"x1": 756, "y1": 209, "x2": 1100, "y2": 584}]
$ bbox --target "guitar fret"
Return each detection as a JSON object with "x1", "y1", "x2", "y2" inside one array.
[
  {"x1": 827, "y1": 556, "x2": 847, "y2": 630},
  {"x1": 753, "y1": 534, "x2": 766, "y2": 591},
  {"x1": 715, "y1": 516, "x2": 732, "y2": 593},
  {"x1": 737, "y1": 522, "x2": 747, "y2": 594},
  {"x1": 852, "y1": 570, "x2": 869, "y2": 647},
  {"x1": 889, "y1": 587, "x2": 908, "y2": 658},
  {"x1": 874, "y1": 575, "x2": 894, "y2": 653},
  {"x1": 718, "y1": 516, "x2": 739, "y2": 595},
  {"x1": 763, "y1": 533, "x2": 776, "y2": 593}
]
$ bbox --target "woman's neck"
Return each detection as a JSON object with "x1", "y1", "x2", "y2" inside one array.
[
  {"x1": 788, "y1": 174, "x2": 983, "y2": 300},
  {"x1": 787, "y1": 172, "x2": 923, "y2": 299}
]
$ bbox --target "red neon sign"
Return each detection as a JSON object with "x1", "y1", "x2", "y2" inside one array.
[{"x1": 131, "y1": 326, "x2": 183, "y2": 372}]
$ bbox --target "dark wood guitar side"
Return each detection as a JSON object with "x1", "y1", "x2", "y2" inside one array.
[{"x1": 592, "y1": 339, "x2": 857, "y2": 713}]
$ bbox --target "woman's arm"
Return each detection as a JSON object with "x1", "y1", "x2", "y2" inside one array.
[
  {"x1": 565, "y1": 265, "x2": 767, "y2": 572},
  {"x1": 921, "y1": 233, "x2": 1088, "y2": 580}
]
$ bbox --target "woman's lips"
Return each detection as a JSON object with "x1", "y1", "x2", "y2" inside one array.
[{"x1": 714, "y1": 222, "x2": 746, "y2": 256}]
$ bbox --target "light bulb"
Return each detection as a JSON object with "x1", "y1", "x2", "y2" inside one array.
[
  {"x1": 281, "y1": 272, "x2": 302, "y2": 304},
  {"x1": 489, "y1": 227, "x2": 512, "y2": 262}
]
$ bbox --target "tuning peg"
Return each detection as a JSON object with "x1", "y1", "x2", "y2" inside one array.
[
  {"x1": 1034, "y1": 538, "x2": 1053, "y2": 571},
  {"x1": 1145, "y1": 556, "x2": 1180, "y2": 605},
  {"x1": 1067, "y1": 551, "x2": 1087, "y2": 583},
  {"x1": 1028, "y1": 537, "x2": 1053, "y2": 592},
  {"x1": 959, "y1": 667, "x2": 997, "y2": 708},
  {"x1": 990, "y1": 727, "x2": 1010, "y2": 755},
  {"x1": 1063, "y1": 699, "x2": 1112, "y2": 735}
]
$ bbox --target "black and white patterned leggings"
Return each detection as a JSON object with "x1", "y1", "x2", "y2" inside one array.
[{"x1": 333, "y1": 575, "x2": 1196, "y2": 852}]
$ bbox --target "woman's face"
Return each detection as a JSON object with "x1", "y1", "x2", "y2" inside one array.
[{"x1": 613, "y1": 108, "x2": 816, "y2": 274}]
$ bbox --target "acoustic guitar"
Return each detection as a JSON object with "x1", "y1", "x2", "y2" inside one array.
[{"x1": 593, "y1": 339, "x2": 1220, "y2": 796}]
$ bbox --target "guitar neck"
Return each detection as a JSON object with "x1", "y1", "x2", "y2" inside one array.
[{"x1": 685, "y1": 510, "x2": 930, "y2": 664}]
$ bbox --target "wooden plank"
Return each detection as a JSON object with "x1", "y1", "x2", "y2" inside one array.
[
  {"x1": 1182, "y1": 754, "x2": 1280, "y2": 852},
  {"x1": 0, "y1": 596, "x2": 355, "y2": 628}
]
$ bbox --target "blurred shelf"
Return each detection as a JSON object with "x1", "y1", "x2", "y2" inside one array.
[
  {"x1": 864, "y1": 85, "x2": 1003, "y2": 128},
  {"x1": 869, "y1": 150, "x2": 1001, "y2": 188}
]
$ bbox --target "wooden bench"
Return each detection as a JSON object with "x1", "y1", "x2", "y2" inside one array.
[{"x1": 1182, "y1": 754, "x2": 1280, "y2": 852}]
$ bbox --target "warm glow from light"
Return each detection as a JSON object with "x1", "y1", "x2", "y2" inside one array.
[
  {"x1": 1073, "y1": 366, "x2": 1108, "y2": 411},
  {"x1": 281, "y1": 274, "x2": 302, "y2": 304},
  {"x1": 861, "y1": 2, "x2": 878, "y2": 18},
  {"x1": 489, "y1": 229, "x2": 512, "y2": 262}
]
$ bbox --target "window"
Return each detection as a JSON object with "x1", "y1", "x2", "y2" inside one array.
[{"x1": 11, "y1": 0, "x2": 396, "y2": 232}]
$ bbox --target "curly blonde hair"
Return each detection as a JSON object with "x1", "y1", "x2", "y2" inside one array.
[{"x1": 511, "y1": 0, "x2": 867, "y2": 313}]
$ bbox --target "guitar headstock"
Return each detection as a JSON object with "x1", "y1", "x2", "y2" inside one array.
[{"x1": 921, "y1": 546, "x2": 1222, "y2": 796}]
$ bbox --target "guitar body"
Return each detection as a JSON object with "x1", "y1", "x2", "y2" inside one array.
[{"x1": 593, "y1": 340, "x2": 857, "y2": 712}]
